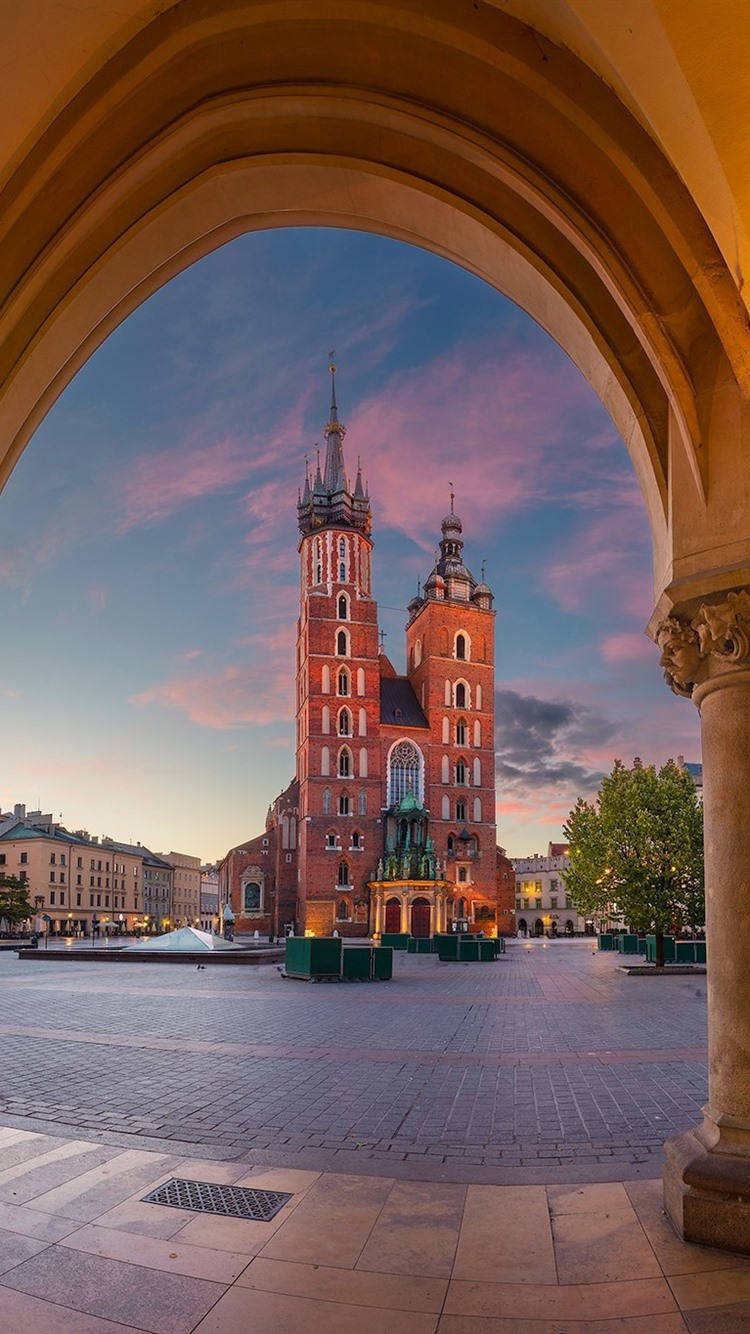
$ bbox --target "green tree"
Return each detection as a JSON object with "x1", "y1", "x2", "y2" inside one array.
[
  {"x1": 563, "y1": 759, "x2": 704, "y2": 966},
  {"x1": 0, "y1": 875, "x2": 32, "y2": 927}
]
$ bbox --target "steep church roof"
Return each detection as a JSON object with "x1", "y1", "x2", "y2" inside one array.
[{"x1": 380, "y1": 677, "x2": 429, "y2": 729}]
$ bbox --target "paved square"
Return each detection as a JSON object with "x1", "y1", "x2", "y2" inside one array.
[{"x1": 0, "y1": 941, "x2": 707, "y2": 1181}]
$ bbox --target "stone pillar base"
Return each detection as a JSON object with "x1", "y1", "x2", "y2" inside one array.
[{"x1": 664, "y1": 1126, "x2": 750, "y2": 1254}]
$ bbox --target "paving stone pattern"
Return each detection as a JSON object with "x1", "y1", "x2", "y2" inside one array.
[{"x1": 0, "y1": 943, "x2": 707, "y2": 1178}]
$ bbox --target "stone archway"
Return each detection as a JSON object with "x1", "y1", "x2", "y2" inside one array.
[{"x1": 2, "y1": 0, "x2": 750, "y2": 1253}]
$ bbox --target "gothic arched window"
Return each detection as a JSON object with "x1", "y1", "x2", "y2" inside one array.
[
  {"x1": 456, "y1": 719, "x2": 467, "y2": 746},
  {"x1": 337, "y1": 896, "x2": 351, "y2": 920},
  {"x1": 338, "y1": 593, "x2": 349, "y2": 620},
  {"x1": 455, "y1": 759, "x2": 467, "y2": 786},
  {"x1": 337, "y1": 667, "x2": 350, "y2": 696},
  {"x1": 456, "y1": 633, "x2": 467, "y2": 660},
  {"x1": 338, "y1": 747, "x2": 351, "y2": 778},
  {"x1": 336, "y1": 629, "x2": 348, "y2": 656},
  {"x1": 337, "y1": 860, "x2": 350, "y2": 886},
  {"x1": 338, "y1": 707, "x2": 351, "y2": 736},
  {"x1": 242, "y1": 881, "x2": 262, "y2": 912},
  {"x1": 388, "y1": 739, "x2": 423, "y2": 805},
  {"x1": 455, "y1": 682, "x2": 466, "y2": 709}
]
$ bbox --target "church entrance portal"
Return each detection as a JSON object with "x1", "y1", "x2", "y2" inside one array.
[
  {"x1": 384, "y1": 898, "x2": 401, "y2": 934},
  {"x1": 410, "y1": 898, "x2": 431, "y2": 938}
]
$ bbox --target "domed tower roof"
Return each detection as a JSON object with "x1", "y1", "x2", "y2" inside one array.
[
  {"x1": 441, "y1": 511, "x2": 463, "y2": 536},
  {"x1": 424, "y1": 566, "x2": 445, "y2": 598}
]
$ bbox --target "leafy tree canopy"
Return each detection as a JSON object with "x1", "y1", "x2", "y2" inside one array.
[
  {"x1": 0, "y1": 875, "x2": 33, "y2": 926},
  {"x1": 563, "y1": 759, "x2": 704, "y2": 935}
]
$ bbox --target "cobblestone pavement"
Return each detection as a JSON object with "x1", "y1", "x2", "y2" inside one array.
[{"x1": 0, "y1": 941, "x2": 707, "y2": 1183}]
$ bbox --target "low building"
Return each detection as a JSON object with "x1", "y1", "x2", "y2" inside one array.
[
  {"x1": 200, "y1": 865, "x2": 219, "y2": 932},
  {"x1": 161, "y1": 850, "x2": 201, "y2": 927},
  {"x1": 496, "y1": 848, "x2": 516, "y2": 936},
  {"x1": 219, "y1": 780, "x2": 299, "y2": 938},
  {"x1": 511, "y1": 843, "x2": 592, "y2": 937},
  {"x1": 103, "y1": 840, "x2": 173, "y2": 932},
  {"x1": 0, "y1": 820, "x2": 143, "y2": 936}
]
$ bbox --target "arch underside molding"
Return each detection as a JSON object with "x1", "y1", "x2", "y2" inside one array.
[{"x1": 1, "y1": 1, "x2": 749, "y2": 611}]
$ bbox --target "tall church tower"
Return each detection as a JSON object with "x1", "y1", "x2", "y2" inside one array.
[
  {"x1": 404, "y1": 500, "x2": 497, "y2": 921},
  {"x1": 295, "y1": 366, "x2": 382, "y2": 934}
]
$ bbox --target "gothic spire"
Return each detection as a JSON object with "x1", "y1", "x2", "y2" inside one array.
[
  {"x1": 297, "y1": 362, "x2": 372, "y2": 538},
  {"x1": 323, "y1": 357, "x2": 347, "y2": 493}
]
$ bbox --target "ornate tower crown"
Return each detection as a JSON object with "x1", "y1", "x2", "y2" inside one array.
[
  {"x1": 408, "y1": 491, "x2": 494, "y2": 617},
  {"x1": 298, "y1": 362, "x2": 371, "y2": 538}
]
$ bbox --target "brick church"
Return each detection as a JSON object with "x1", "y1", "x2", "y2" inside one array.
[{"x1": 219, "y1": 368, "x2": 515, "y2": 937}]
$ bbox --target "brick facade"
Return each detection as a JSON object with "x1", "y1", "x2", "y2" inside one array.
[{"x1": 222, "y1": 371, "x2": 512, "y2": 937}]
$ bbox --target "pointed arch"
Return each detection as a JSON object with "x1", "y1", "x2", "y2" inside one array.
[
  {"x1": 441, "y1": 754, "x2": 450, "y2": 783},
  {"x1": 337, "y1": 706, "x2": 351, "y2": 736},
  {"x1": 454, "y1": 630, "x2": 470, "y2": 661},
  {"x1": 473, "y1": 719, "x2": 481, "y2": 747},
  {"x1": 358, "y1": 707, "x2": 367, "y2": 736},
  {"x1": 442, "y1": 716, "x2": 450, "y2": 744},
  {"x1": 441, "y1": 795, "x2": 450, "y2": 820},
  {"x1": 473, "y1": 797, "x2": 482, "y2": 822},
  {"x1": 321, "y1": 746, "x2": 330, "y2": 777},
  {"x1": 359, "y1": 746, "x2": 368, "y2": 778},
  {"x1": 476, "y1": 684, "x2": 482, "y2": 710},
  {"x1": 473, "y1": 757, "x2": 481, "y2": 786},
  {"x1": 336, "y1": 627, "x2": 349, "y2": 656},
  {"x1": 357, "y1": 667, "x2": 365, "y2": 696},
  {"x1": 337, "y1": 666, "x2": 350, "y2": 696},
  {"x1": 338, "y1": 745, "x2": 352, "y2": 777},
  {"x1": 454, "y1": 680, "x2": 469, "y2": 709},
  {"x1": 337, "y1": 592, "x2": 349, "y2": 620},
  {"x1": 321, "y1": 704, "x2": 330, "y2": 734},
  {"x1": 322, "y1": 663, "x2": 330, "y2": 693},
  {"x1": 387, "y1": 738, "x2": 425, "y2": 806}
]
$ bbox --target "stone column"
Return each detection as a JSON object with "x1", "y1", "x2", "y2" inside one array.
[{"x1": 657, "y1": 591, "x2": 750, "y2": 1251}]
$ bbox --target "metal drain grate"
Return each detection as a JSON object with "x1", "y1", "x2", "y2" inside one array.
[{"x1": 141, "y1": 1177, "x2": 292, "y2": 1221}]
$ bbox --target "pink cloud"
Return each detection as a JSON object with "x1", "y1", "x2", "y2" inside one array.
[
  {"x1": 113, "y1": 393, "x2": 314, "y2": 535},
  {"x1": 115, "y1": 435, "x2": 270, "y2": 533},
  {"x1": 132, "y1": 663, "x2": 293, "y2": 730},
  {"x1": 543, "y1": 506, "x2": 653, "y2": 621},
  {"x1": 600, "y1": 632, "x2": 654, "y2": 663},
  {"x1": 346, "y1": 343, "x2": 635, "y2": 548},
  {"x1": 134, "y1": 625, "x2": 297, "y2": 730}
]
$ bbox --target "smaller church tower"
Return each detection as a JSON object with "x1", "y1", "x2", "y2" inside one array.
[
  {"x1": 405, "y1": 498, "x2": 497, "y2": 925},
  {"x1": 295, "y1": 365, "x2": 382, "y2": 935}
]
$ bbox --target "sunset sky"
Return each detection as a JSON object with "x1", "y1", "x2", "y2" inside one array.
[{"x1": 0, "y1": 228, "x2": 700, "y2": 861}]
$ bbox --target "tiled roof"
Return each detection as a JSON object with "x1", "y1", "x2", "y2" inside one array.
[
  {"x1": 0, "y1": 822, "x2": 91, "y2": 845},
  {"x1": 380, "y1": 677, "x2": 429, "y2": 729},
  {"x1": 102, "y1": 839, "x2": 172, "y2": 868}
]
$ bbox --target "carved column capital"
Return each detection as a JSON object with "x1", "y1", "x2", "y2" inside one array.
[{"x1": 655, "y1": 588, "x2": 750, "y2": 699}]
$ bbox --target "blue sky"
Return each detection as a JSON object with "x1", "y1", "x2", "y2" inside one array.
[{"x1": 0, "y1": 228, "x2": 700, "y2": 860}]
